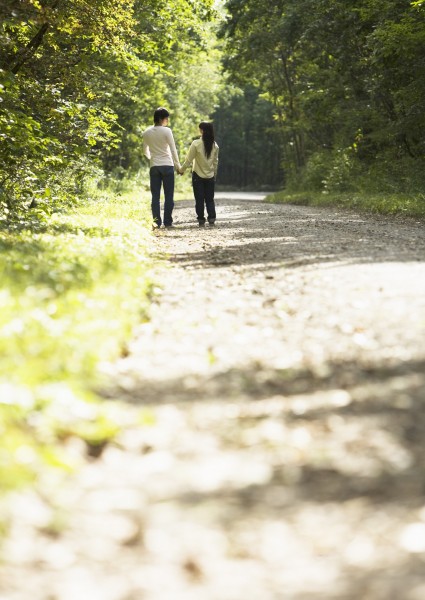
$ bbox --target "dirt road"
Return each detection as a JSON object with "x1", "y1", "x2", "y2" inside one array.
[{"x1": 2, "y1": 194, "x2": 425, "y2": 599}]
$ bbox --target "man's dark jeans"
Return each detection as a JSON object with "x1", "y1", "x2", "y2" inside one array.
[
  {"x1": 192, "y1": 172, "x2": 216, "y2": 223},
  {"x1": 150, "y1": 165, "x2": 175, "y2": 227}
]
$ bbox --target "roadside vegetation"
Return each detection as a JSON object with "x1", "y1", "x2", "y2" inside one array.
[
  {"x1": 0, "y1": 188, "x2": 154, "y2": 496},
  {"x1": 218, "y1": 0, "x2": 425, "y2": 208},
  {"x1": 267, "y1": 190, "x2": 425, "y2": 219}
]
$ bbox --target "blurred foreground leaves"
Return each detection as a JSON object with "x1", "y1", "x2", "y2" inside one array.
[{"x1": 0, "y1": 190, "x2": 154, "y2": 505}]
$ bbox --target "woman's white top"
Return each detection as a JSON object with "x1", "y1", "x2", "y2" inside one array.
[{"x1": 181, "y1": 138, "x2": 219, "y2": 179}]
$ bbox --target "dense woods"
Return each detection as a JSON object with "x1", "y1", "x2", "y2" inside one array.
[
  {"x1": 220, "y1": 0, "x2": 425, "y2": 194},
  {"x1": 212, "y1": 85, "x2": 284, "y2": 189}
]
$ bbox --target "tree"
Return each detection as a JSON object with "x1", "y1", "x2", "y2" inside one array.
[
  {"x1": 212, "y1": 86, "x2": 284, "y2": 189},
  {"x1": 0, "y1": 0, "x2": 219, "y2": 217},
  {"x1": 220, "y1": 0, "x2": 425, "y2": 192}
]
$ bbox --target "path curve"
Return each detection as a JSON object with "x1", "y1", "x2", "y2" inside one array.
[{"x1": 1, "y1": 196, "x2": 425, "y2": 600}]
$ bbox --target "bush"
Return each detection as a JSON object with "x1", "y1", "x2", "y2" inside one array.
[{"x1": 0, "y1": 189, "x2": 154, "y2": 500}]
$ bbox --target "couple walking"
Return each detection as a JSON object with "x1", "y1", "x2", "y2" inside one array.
[{"x1": 142, "y1": 107, "x2": 219, "y2": 229}]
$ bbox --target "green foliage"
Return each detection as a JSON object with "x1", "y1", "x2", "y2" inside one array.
[
  {"x1": 0, "y1": 0, "x2": 218, "y2": 216},
  {"x1": 220, "y1": 0, "x2": 425, "y2": 195},
  {"x1": 0, "y1": 190, "x2": 154, "y2": 495},
  {"x1": 99, "y1": 0, "x2": 221, "y2": 177},
  {"x1": 0, "y1": 0, "x2": 132, "y2": 215},
  {"x1": 267, "y1": 189, "x2": 425, "y2": 219}
]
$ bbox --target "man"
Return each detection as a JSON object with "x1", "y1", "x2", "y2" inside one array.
[{"x1": 142, "y1": 107, "x2": 181, "y2": 228}]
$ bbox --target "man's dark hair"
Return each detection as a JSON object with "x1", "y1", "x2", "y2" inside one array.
[{"x1": 154, "y1": 107, "x2": 170, "y2": 124}]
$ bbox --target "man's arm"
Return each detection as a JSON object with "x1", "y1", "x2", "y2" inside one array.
[{"x1": 142, "y1": 136, "x2": 151, "y2": 160}]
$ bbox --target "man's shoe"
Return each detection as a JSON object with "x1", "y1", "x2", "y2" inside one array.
[
  {"x1": 208, "y1": 219, "x2": 215, "y2": 226},
  {"x1": 164, "y1": 224, "x2": 174, "y2": 228},
  {"x1": 198, "y1": 220, "x2": 206, "y2": 227}
]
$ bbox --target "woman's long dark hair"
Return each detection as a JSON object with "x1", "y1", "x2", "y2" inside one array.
[{"x1": 199, "y1": 121, "x2": 215, "y2": 159}]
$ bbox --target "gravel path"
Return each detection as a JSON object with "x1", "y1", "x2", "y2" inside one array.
[{"x1": 1, "y1": 194, "x2": 425, "y2": 600}]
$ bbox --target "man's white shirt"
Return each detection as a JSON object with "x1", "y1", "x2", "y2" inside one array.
[{"x1": 142, "y1": 125, "x2": 181, "y2": 168}]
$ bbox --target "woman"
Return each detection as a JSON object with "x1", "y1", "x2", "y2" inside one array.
[{"x1": 179, "y1": 122, "x2": 219, "y2": 226}]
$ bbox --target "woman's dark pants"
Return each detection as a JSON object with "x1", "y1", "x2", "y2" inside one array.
[{"x1": 192, "y1": 172, "x2": 216, "y2": 223}]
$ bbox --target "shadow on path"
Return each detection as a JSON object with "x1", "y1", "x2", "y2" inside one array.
[
  {"x1": 101, "y1": 197, "x2": 425, "y2": 599},
  {"x1": 170, "y1": 199, "x2": 425, "y2": 270}
]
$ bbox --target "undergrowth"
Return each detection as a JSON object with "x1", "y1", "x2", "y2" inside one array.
[
  {"x1": 267, "y1": 190, "x2": 425, "y2": 219},
  {"x1": 0, "y1": 189, "x2": 155, "y2": 502}
]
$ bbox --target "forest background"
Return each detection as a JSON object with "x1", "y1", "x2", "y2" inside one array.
[
  {"x1": 0, "y1": 0, "x2": 424, "y2": 498},
  {"x1": 2, "y1": 0, "x2": 425, "y2": 214}
]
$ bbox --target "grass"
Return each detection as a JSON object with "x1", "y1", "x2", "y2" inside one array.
[
  {"x1": 0, "y1": 189, "x2": 155, "y2": 497},
  {"x1": 266, "y1": 190, "x2": 425, "y2": 219}
]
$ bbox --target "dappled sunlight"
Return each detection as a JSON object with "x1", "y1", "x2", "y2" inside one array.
[
  {"x1": 2, "y1": 0, "x2": 425, "y2": 593},
  {"x1": 5, "y1": 357, "x2": 424, "y2": 598},
  {"x1": 2, "y1": 197, "x2": 425, "y2": 599},
  {"x1": 94, "y1": 358, "x2": 425, "y2": 597},
  {"x1": 169, "y1": 199, "x2": 425, "y2": 270},
  {"x1": 93, "y1": 198, "x2": 425, "y2": 598}
]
